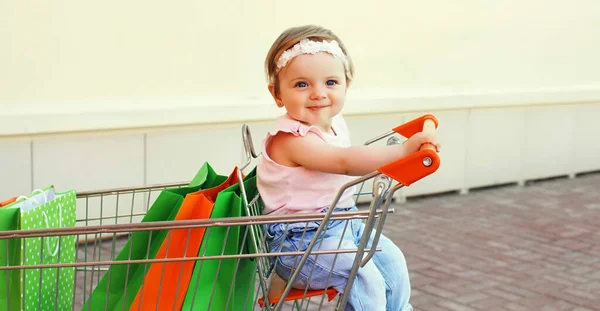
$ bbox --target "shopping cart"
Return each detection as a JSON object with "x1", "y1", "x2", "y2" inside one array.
[{"x1": 0, "y1": 114, "x2": 440, "y2": 311}]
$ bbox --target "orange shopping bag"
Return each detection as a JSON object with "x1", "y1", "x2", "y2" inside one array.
[
  {"x1": 129, "y1": 167, "x2": 241, "y2": 311},
  {"x1": 0, "y1": 197, "x2": 17, "y2": 207}
]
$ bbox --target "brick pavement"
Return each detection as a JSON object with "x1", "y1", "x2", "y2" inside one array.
[{"x1": 386, "y1": 173, "x2": 600, "y2": 311}]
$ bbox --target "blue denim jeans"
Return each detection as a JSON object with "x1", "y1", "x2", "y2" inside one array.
[{"x1": 265, "y1": 207, "x2": 413, "y2": 311}]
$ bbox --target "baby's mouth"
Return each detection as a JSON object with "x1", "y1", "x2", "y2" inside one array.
[{"x1": 308, "y1": 105, "x2": 329, "y2": 112}]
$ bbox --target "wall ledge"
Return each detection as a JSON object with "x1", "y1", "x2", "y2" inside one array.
[{"x1": 1, "y1": 85, "x2": 599, "y2": 137}]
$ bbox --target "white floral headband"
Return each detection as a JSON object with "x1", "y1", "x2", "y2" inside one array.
[{"x1": 275, "y1": 39, "x2": 350, "y2": 76}]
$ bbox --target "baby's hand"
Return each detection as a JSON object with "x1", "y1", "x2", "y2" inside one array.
[{"x1": 403, "y1": 132, "x2": 440, "y2": 154}]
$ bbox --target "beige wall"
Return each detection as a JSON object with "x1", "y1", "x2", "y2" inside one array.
[{"x1": 1, "y1": 0, "x2": 600, "y2": 135}]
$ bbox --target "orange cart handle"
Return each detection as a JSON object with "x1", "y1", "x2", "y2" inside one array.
[
  {"x1": 378, "y1": 114, "x2": 440, "y2": 186},
  {"x1": 392, "y1": 114, "x2": 438, "y2": 139}
]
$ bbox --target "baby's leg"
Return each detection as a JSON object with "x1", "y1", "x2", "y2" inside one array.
[
  {"x1": 275, "y1": 223, "x2": 387, "y2": 310},
  {"x1": 355, "y1": 222, "x2": 413, "y2": 311}
]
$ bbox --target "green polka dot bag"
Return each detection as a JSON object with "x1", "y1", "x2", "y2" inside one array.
[{"x1": 4, "y1": 186, "x2": 77, "y2": 311}]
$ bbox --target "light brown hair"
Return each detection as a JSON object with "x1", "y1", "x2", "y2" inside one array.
[{"x1": 265, "y1": 25, "x2": 355, "y2": 96}]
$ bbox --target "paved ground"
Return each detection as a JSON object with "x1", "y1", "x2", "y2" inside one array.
[
  {"x1": 389, "y1": 173, "x2": 600, "y2": 311},
  {"x1": 73, "y1": 172, "x2": 600, "y2": 310}
]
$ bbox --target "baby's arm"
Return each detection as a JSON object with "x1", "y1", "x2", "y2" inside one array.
[{"x1": 270, "y1": 131, "x2": 439, "y2": 176}]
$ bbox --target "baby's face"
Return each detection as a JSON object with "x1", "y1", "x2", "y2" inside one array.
[{"x1": 275, "y1": 52, "x2": 347, "y2": 132}]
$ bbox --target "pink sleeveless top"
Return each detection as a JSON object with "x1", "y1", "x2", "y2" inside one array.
[{"x1": 257, "y1": 113, "x2": 357, "y2": 215}]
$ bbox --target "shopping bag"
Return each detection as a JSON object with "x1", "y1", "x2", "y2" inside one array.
[
  {"x1": 0, "y1": 197, "x2": 17, "y2": 207},
  {"x1": 129, "y1": 167, "x2": 242, "y2": 311},
  {"x1": 81, "y1": 162, "x2": 225, "y2": 311},
  {"x1": 0, "y1": 206, "x2": 20, "y2": 311},
  {"x1": 5, "y1": 186, "x2": 77, "y2": 311},
  {"x1": 182, "y1": 168, "x2": 259, "y2": 311}
]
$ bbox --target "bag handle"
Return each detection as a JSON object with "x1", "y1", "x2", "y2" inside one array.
[
  {"x1": 14, "y1": 188, "x2": 48, "y2": 212},
  {"x1": 15, "y1": 190, "x2": 61, "y2": 256},
  {"x1": 31, "y1": 188, "x2": 48, "y2": 203},
  {"x1": 41, "y1": 202, "x2": 62, "y2": 257},
  {"x1": 16, "y1": 188, "x2": 48, "y2": 203}
]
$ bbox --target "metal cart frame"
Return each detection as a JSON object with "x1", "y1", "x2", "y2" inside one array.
[{"x1": 0, "y1": 115, "x2": 440, "y2": 311}]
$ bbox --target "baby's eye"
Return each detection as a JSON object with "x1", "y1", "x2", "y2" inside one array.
[
  {"x1": 326, "y1": 80, "x2": 338, "y2": 86},
  {"x1": 295, "y1": 81, "x2": 308, "y2": 88}
]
